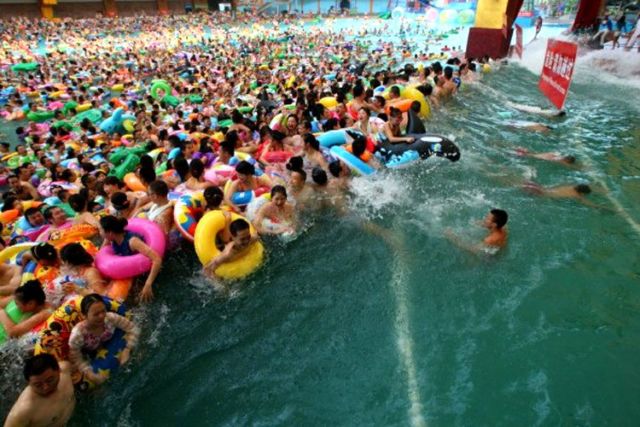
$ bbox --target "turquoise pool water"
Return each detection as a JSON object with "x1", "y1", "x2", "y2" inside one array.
[{"x1": 2, "y1": 19, "x2": 640, "y2": 427}]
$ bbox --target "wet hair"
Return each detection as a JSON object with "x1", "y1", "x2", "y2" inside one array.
[
  {"x1": 416, "y1": 84, "x2": 433, "y2": 97},
  {"x1": 312, "y1": 167, "x2": 328, "y2": 185},
  {"x1": 43, "y1": 206, "x2": 62, "y2": 221},
  {"x1": 24, "y1": 207, "x2": 41, "y2": 219},
  {"x1": 2, "y1": 196, "x2": 19, "y2": 212},
  {"x1": 189, "y1": 158, "x2": 205, "y2": 179},
  {"x1": 302, "y1": 133, "x2": 320, "y2": 151},
  {"x1": 68, "y1": 193, "x2": 88, "y2": 213},
  {"x1": 389, "y1": 107, "x2": 403, "y2": 119},
  {"x1": 100, "y1": 215, "x2": 128, "y2": 234},
  {"x1": 374, "y1": 95, "x2": 386, "y2": 107},
  {"x1": 410, "y1": 101, "x2": 421, "y2": 113},
  {"x1": 557, "y1": 111, "x2": 567, "y2": 117},
  {"x1": 173, "y1": 158, "x2": 190, "y2": 182},
  {"x1": 323, "y1": 118, "x2": 338, "y2": 132},
  {"x1": 60, "y1": 169, "x2": 74, "y2": 182},
  {"x1": 229, "y1": 218, "x2": 250, "y2": 236},
  {"x1": 30, "y1": 243, "x2": 57, "y2": 262},
  {"x1": 110, "y1": 192, "x2": 129, "y2": 211},
  {"x1": 24, "y1": 354, "x2": 59, "y2": 380},
  {"x1": 235, "y1": 160, "x2": 255, "y2": 176},
  {"x1": 351, "y1": 137, "x2": 366, "y2": 157},
  {"x1": 444, "y1": 66, "x2": 454, "y2": 79},
  {"x1": 148, "y1": 180, "x2": 168, "y2": 197},
  {"x1": 60, "y1": 242, "x2": 93, "y2": 266},
  {"x1": 353, "y1": 85, "x2": 364, "y2": 98},
  {"x1": 490, "y1": 209, "x2": 509, "y2": 229},
  {"x1": 271, "y1": 185, "x2": 287, "y2": 198},
  {"x1": 203, "y1": 186, "x2": 223, "y2": 208},
  {"x1": 328, "y1": 160, "x2": 343, "y2": 178},
  {"x1": 15, "y1": 280, "x2": 45, "y2": 306},
  {"x1": 286, "y1": 156, "x2": 303, "y2": 172},
  {"x1": 390, "y1": 86, "x2": 401, "y2": 97},
  {"x1": 291, "y1": 168, "x2": 307, "y2": 181},
  {"x1": 80, "y1": 293, "x2": 106, "y2": 316},
  {"x1": 140, "y1": 166, "x2": 156, "y2": 185},
  {"x1": 104, "y1": 176, "x2": 123, "y2": 188},
  {"x1": 575, "y1": 184, "x2": 591, "y2": 195}
]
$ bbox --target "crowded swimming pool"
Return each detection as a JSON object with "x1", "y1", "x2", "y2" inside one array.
[{"x1": 1, "y1": 11, "x2": 640, "y2": 426}]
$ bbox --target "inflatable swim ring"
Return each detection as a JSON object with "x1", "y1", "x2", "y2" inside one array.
[
  {"x1": 173, "y1": 192, "x2": 205, "y2": 241},
  {"x1": 33, "y1": 295, "x2": 131, "y2": 389},
  {"x1": 94, "y1": 218, "x2": 166, "y2": 280},
  {"x1": 194, "y1": 211, "x2": 264, "y2": 280}
]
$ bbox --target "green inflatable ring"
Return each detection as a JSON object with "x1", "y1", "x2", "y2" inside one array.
[
  {"x1": 26, "y1": 111, "x2": 55, "y2": 123},
  {"x1": 155, "y1": 161, "x2": 168, "y2": 175},
  {"x1": 218, "y1": 119, "x2": 233, "y2": 128},
  {"x1": 11, "y1": 62, "x2": 39, "y2": 73},
  {"x1": 52, "y1": 120, "x2": 73, "y2": 130},
  {"x1": 162, "y1": 95, "x2": 180, "y2": 107},
  {"x1": 150, "y1": 81, "x2": 173, "y2": 101},
  {"x1": 72, "y1": 108, "x2": 102, "y2": 124},
  {"x1": 237, "y1": 106, "x2": 253, "y2": 114},
  {"x1": 62, "y1": 101, "x2": 78, "y2": 114},
  {"x1": 0, "y1": 300, "x2": 31, "y2": 345},
  {"x1": 109, "y1": 153, "x2": 140, "y2": 180}
]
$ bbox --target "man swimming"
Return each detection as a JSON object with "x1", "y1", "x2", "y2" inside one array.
[
  {"x1": 445, "y1": 209, "x2": 509, "y2": 255},
  {"x1": 514, "y1": 147, "x2": 578, "y2": 167}
]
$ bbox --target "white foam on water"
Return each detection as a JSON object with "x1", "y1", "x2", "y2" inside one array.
[
  {"x1": 348, "y1": 172, "x2": 412, "y2": 220},
  {"x1": 447, "y1": 337, "x2": 476, "y2": 417},
  {"x1": 514, "y1": 36, "x2": 640, "y2": 106},
  {"x1": 142, "y1": 303, "x2": 170, "y2": 348},
  {"x1": 390, "y1": 248, "x2": 427, "y2": 427},
  {"x1": 527, "y1": 370, "x2": 552, "y2": 427},
  {"x1": 511, "y1": 36, "x2": 640, "y2": 238},
  {"x1": 115, "y1": 403, "x2": 141, "y2": 427}
]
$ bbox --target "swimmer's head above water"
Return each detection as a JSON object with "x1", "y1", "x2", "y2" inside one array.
[{"x1": 574, "y1": 184, "x2": 591, "y2": 195}]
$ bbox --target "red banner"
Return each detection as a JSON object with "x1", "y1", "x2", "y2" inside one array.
[
  {"x1": 515, "y1": 24, "x2": 523, "y2": 58},
  {"x1": 538, "y1": 39, "x2": 578, "y2": 110}
]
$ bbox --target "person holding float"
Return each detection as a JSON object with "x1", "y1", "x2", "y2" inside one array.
[
  {"x1": 97, "y1": 216, "x2": 164, "y2": 302},
  {"x1": 68, "y1": 294, "x2": 139, "y2": 385}
]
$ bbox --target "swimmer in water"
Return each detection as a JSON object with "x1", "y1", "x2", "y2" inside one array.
[
  {"x1": 254, "y1": 185, "x2": 296, "y2": 236},
  {"x1": 514, "y1": 147, "x2": 578, "y2": 167},
  {"x1": 203, "y1": 218, "x2": 259, "y2": 279},
  {"x1": 505, "y1": 120, "x2": 553, "y2": 132},
  {"x1": 4, "y1": 354, "x2": 76, "y2": 427},
  {"x1": 445, "y1": 209, "x2": 509, "y2": 254},
  {"x1": 506, "y1": 101, "x2": 566, "y2": 118},
  {"x1": 521, "y1": 182, "x2": 612, "y2": 209}
]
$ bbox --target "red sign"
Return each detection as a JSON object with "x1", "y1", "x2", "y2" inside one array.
[
  {"x1": 538, "y1": 39, "x2": 578, "y2": 110},
  {"x1": 515, "y1": 24, "x2": 523, "y2": 59}
]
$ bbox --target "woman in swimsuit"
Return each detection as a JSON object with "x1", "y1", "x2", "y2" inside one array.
[
  {"x1": 254, "y1": 185, "x2": 296, "y2": 236},
  {"x1": 99, "y1": 216, "x2": 162, "y2": 302}
]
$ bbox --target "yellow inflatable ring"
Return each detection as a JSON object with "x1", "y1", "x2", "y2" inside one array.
[
  {"x1": 318, "y1": 96, "x2": 338, "y2": 109},
  {"x1": 76, "y1": 103, "x2": 91, "y2": 112},
  {"x1": 402, "y1": 87, "x2": 431, "y2": 118},
  {"x1": 194, "y1": 211, "x2": 264, "y2": 280}
]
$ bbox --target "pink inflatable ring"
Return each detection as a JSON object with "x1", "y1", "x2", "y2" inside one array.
[{"x1": 95, "y1": 218, "x2": 166, "y2": 280}]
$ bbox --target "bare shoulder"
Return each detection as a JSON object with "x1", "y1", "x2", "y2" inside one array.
[{"x1": 4, "y1": 389, "x2": 34, "y2": 426}]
